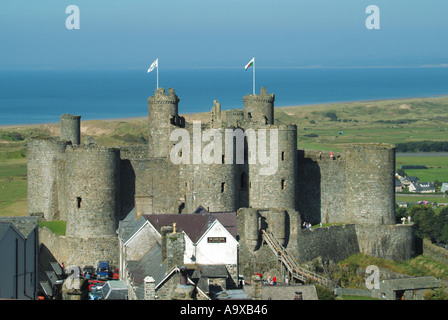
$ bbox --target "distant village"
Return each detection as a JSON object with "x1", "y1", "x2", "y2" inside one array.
[{"x1": 395, "y1": 165, "x2": 448, "y2": 207}]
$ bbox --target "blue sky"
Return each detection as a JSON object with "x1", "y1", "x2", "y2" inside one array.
[{"x1": 0, "y1": 0, "x2": 447, "y2": 70}]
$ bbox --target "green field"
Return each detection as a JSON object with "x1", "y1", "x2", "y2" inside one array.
[
  {"x1": 0, "y1": 158, "x2": 27, "y2": 216},
  {"x1": 0, "y1": 95, "x2": 447, "y2": 217},
  {"x1": 396, "y1": 156, "x2": 448, "y2": 183}
]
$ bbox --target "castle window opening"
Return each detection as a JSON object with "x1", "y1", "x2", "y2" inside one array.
[
  {"x1": 221, "y1": 182, "x2": 226, "y2": 193},
  {"x1": 281, "y1": 151, "x2": 285, "y2": 161},
  {"x1": 222, "y1": 155, "x2": 225, "y2": 164},
  {"x1": 240, "y1": 172, "x2": 247, "y2": 188},
  {"x1": 248, "y1": 112, "x2": 252, "y2": 119},
  {"x1": 76, "y1": 197, "x2": 82, "y2": 209},
  {"x1": 281, "y1": 179, "x2": 286, "y2": 190}
]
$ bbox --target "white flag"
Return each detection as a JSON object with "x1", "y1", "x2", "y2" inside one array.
[
  {"x1": 244, "y1": 57, "x2": 254, "y2": 70},
  {"x1": 147, "y1": 59, "x2": 158, "y2": 73}
]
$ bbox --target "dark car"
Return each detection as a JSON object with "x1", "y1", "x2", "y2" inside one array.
[{"x1": 82, "y1": 265, "x2": 96, "y2": 279}]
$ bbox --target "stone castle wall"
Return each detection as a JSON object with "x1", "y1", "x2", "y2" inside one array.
[
  {"x1": 60, "y1": 114, "x2": 81, "y2": 145},
  {"x1": 65, "y1": 145, "x2": 121, "y2": 238},
  {"x1": 40, "y1": 227, "x2": 119, "y2": 269},
  {"x1": 29, "y1": 88, "x2": 415, "y2": 277},
  {"x1": 344, "y1": 144, "x2": 396, "y2": 226},
  {"x1": 27, "y1": 137, "x2": 68, "y2": 221}
]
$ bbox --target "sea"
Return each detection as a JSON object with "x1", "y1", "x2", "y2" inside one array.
[{"x1": 1, "y1": 67, "x2": 448, "y2": 126}]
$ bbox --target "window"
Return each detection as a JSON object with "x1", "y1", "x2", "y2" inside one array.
[
  {"x1": 240, "y1": 172, "x2": 247, "y2": 188},
  {"x1": 221, "y1": 182, "x2": 226, "y2": 193},
  {"x1": 281, "y1": 151, "x2": 285, "y2": 161},
  {"x1": 76, "y1": 197, "x2": 82, "y2": 209},
  {"x1": 281, "y1": 179, "x2": 286, "y2": 190}
]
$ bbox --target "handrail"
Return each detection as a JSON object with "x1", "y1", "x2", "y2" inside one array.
[{"x1": 261, "y1": 229, "x2": 338, "y2": 288}]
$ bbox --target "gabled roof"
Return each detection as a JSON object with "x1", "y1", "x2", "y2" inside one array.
[
  {"x1": 144, "y1": 213, "x2": 212, "y2": 243},
  {"x1": 0, "y1": 223, "x2": 12, "y2": 241},
  {"x1": 129, "y1": 242, "x2": 167, "y2": 291},
  {"x1": 143, "y1": 208, "x2": 238, "y2": 243},
  {"x1": 0, "y1": 222, "x2": 25, "y2": 242},
  {"x1": 0, "y1": 216, "x2": 38, "y2": 239}
]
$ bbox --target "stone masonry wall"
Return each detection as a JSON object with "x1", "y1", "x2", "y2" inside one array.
[
  {"x1": 297, "y1": 149, "x2": 345, "y2": 225},
  {"x1": 40, "y1": 227, "x2": 119, "y2": 269}
]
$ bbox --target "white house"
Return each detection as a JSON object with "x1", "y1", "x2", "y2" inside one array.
[
  {"x1": 409, "y1": 182, "x2": 435, "y2": 193},
  {"x1": 184, "y1": 216, "x2": 238, "y2": 266},
  {"x1": 117, "y1": 207, "x2": 239, "y2": 299}
]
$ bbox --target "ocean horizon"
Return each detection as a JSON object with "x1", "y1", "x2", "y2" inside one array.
[{"x1": 1, "y1": 67, "x2": 448, "y2": 126}]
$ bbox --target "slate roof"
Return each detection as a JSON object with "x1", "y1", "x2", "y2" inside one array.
[
  {"x1": 144, "y1": 213, "x2": 212, "y2": 243},
  {"x1": 259, "y1": 284, "x2": 319, "y2": 300},
  {"x1": 119, "y1": 210, "x2": 148, "y2": 244},
  {"x1": 143, "y1": 206, "x2": 238, "y2": 243},
  {"x1": 381, "y1": 276, "x2": 440, "y2": 290},
  {"x1": 0, "y1": 216, "x2": 38, "y2": 238},
  {"x1": 0, "y1": 223, "x2": 13, "y2": 241},
  {"x1": 128, "y1": 242, "x2": 167, "y2": 299}
]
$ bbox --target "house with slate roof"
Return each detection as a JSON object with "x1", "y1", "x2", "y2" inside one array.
[
  {"x1": 117, "y1": 206, "x2": 239, "y2": 300},
  {"x1": 409, "y1": 181, "x2": 436, "y2": 193},
  {"x1": 0, "y1": 216, "x2": 39, "y2": 300}
]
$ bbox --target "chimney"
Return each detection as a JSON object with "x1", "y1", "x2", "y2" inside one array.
[
  {"x1": 165, "y1": 231, "x2": 185, "y2": 270},
  {"x1": 144, "y1": 276, "x2": 156, "y2": 300},
  {"x1": 161, "y1": 225, "x2": 174, "y2": 262}
]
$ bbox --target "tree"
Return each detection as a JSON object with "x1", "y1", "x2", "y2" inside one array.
[
  {"x1": 409, "y1": 205, "x2": 438, "y2": 242},
  {"x1": 436, "y1": 207, "x2": 448, "y2": 244}
]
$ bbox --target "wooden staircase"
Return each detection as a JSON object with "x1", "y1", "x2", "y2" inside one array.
[{"x1": 261, "y1": 229, "x2": 339, "y2": 288}]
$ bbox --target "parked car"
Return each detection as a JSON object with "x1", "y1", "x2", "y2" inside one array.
[
  {"x1": 97, "y1": 260, "x2": 110, "y2": 280},
  {"x1": 113, "y1": 268, "x2": 119, "y2": 280},
  {"x1": 82, "y1": 265, "x2": 96, "y2": 279},
  {"x1": 88, "y1": 280, "x2": 105, "y2": 291}
]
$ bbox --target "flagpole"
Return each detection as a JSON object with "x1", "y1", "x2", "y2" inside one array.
[{"x1": 253, "y1": 57, "x2": 255, "y2": 95}]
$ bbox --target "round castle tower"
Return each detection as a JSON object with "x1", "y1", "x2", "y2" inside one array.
[
  {"x1": 344, "y1": 143, "x2": 396, "y2": 226},
  {"x1": 65, "y1": 145, "x2": 121, "y2": 238},
  {"x1": 27, "y1": 137, "x2": 68, "y2": 220},
  {"x1": 248, "y1": 124, "x2": 298, "y2": 211},
  {"x1": 60, "y1": 114, "x2": 81, "y2": 145},
  {"x1": 148, "y1": 87, "x2": 182, "y2": 158},
  {"x1": 243, "y1": 86, "x2": 275, "y2": 125}
]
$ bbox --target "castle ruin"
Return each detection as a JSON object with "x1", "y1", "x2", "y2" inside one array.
[{"x1": 30, "y1": 86, "x2": 415, "y2": 276}]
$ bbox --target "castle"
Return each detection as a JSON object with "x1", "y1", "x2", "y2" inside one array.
[{"x1": 29, "y1": 86, "x2": 415, "y2": 278}]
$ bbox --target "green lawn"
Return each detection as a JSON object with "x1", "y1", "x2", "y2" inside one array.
[
  {"x1": 0, "y1": 158, "x2": 27, "y2": 216},
  {"x1": 39, "y1": 220, "x2": 66, "y2": 236}
]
